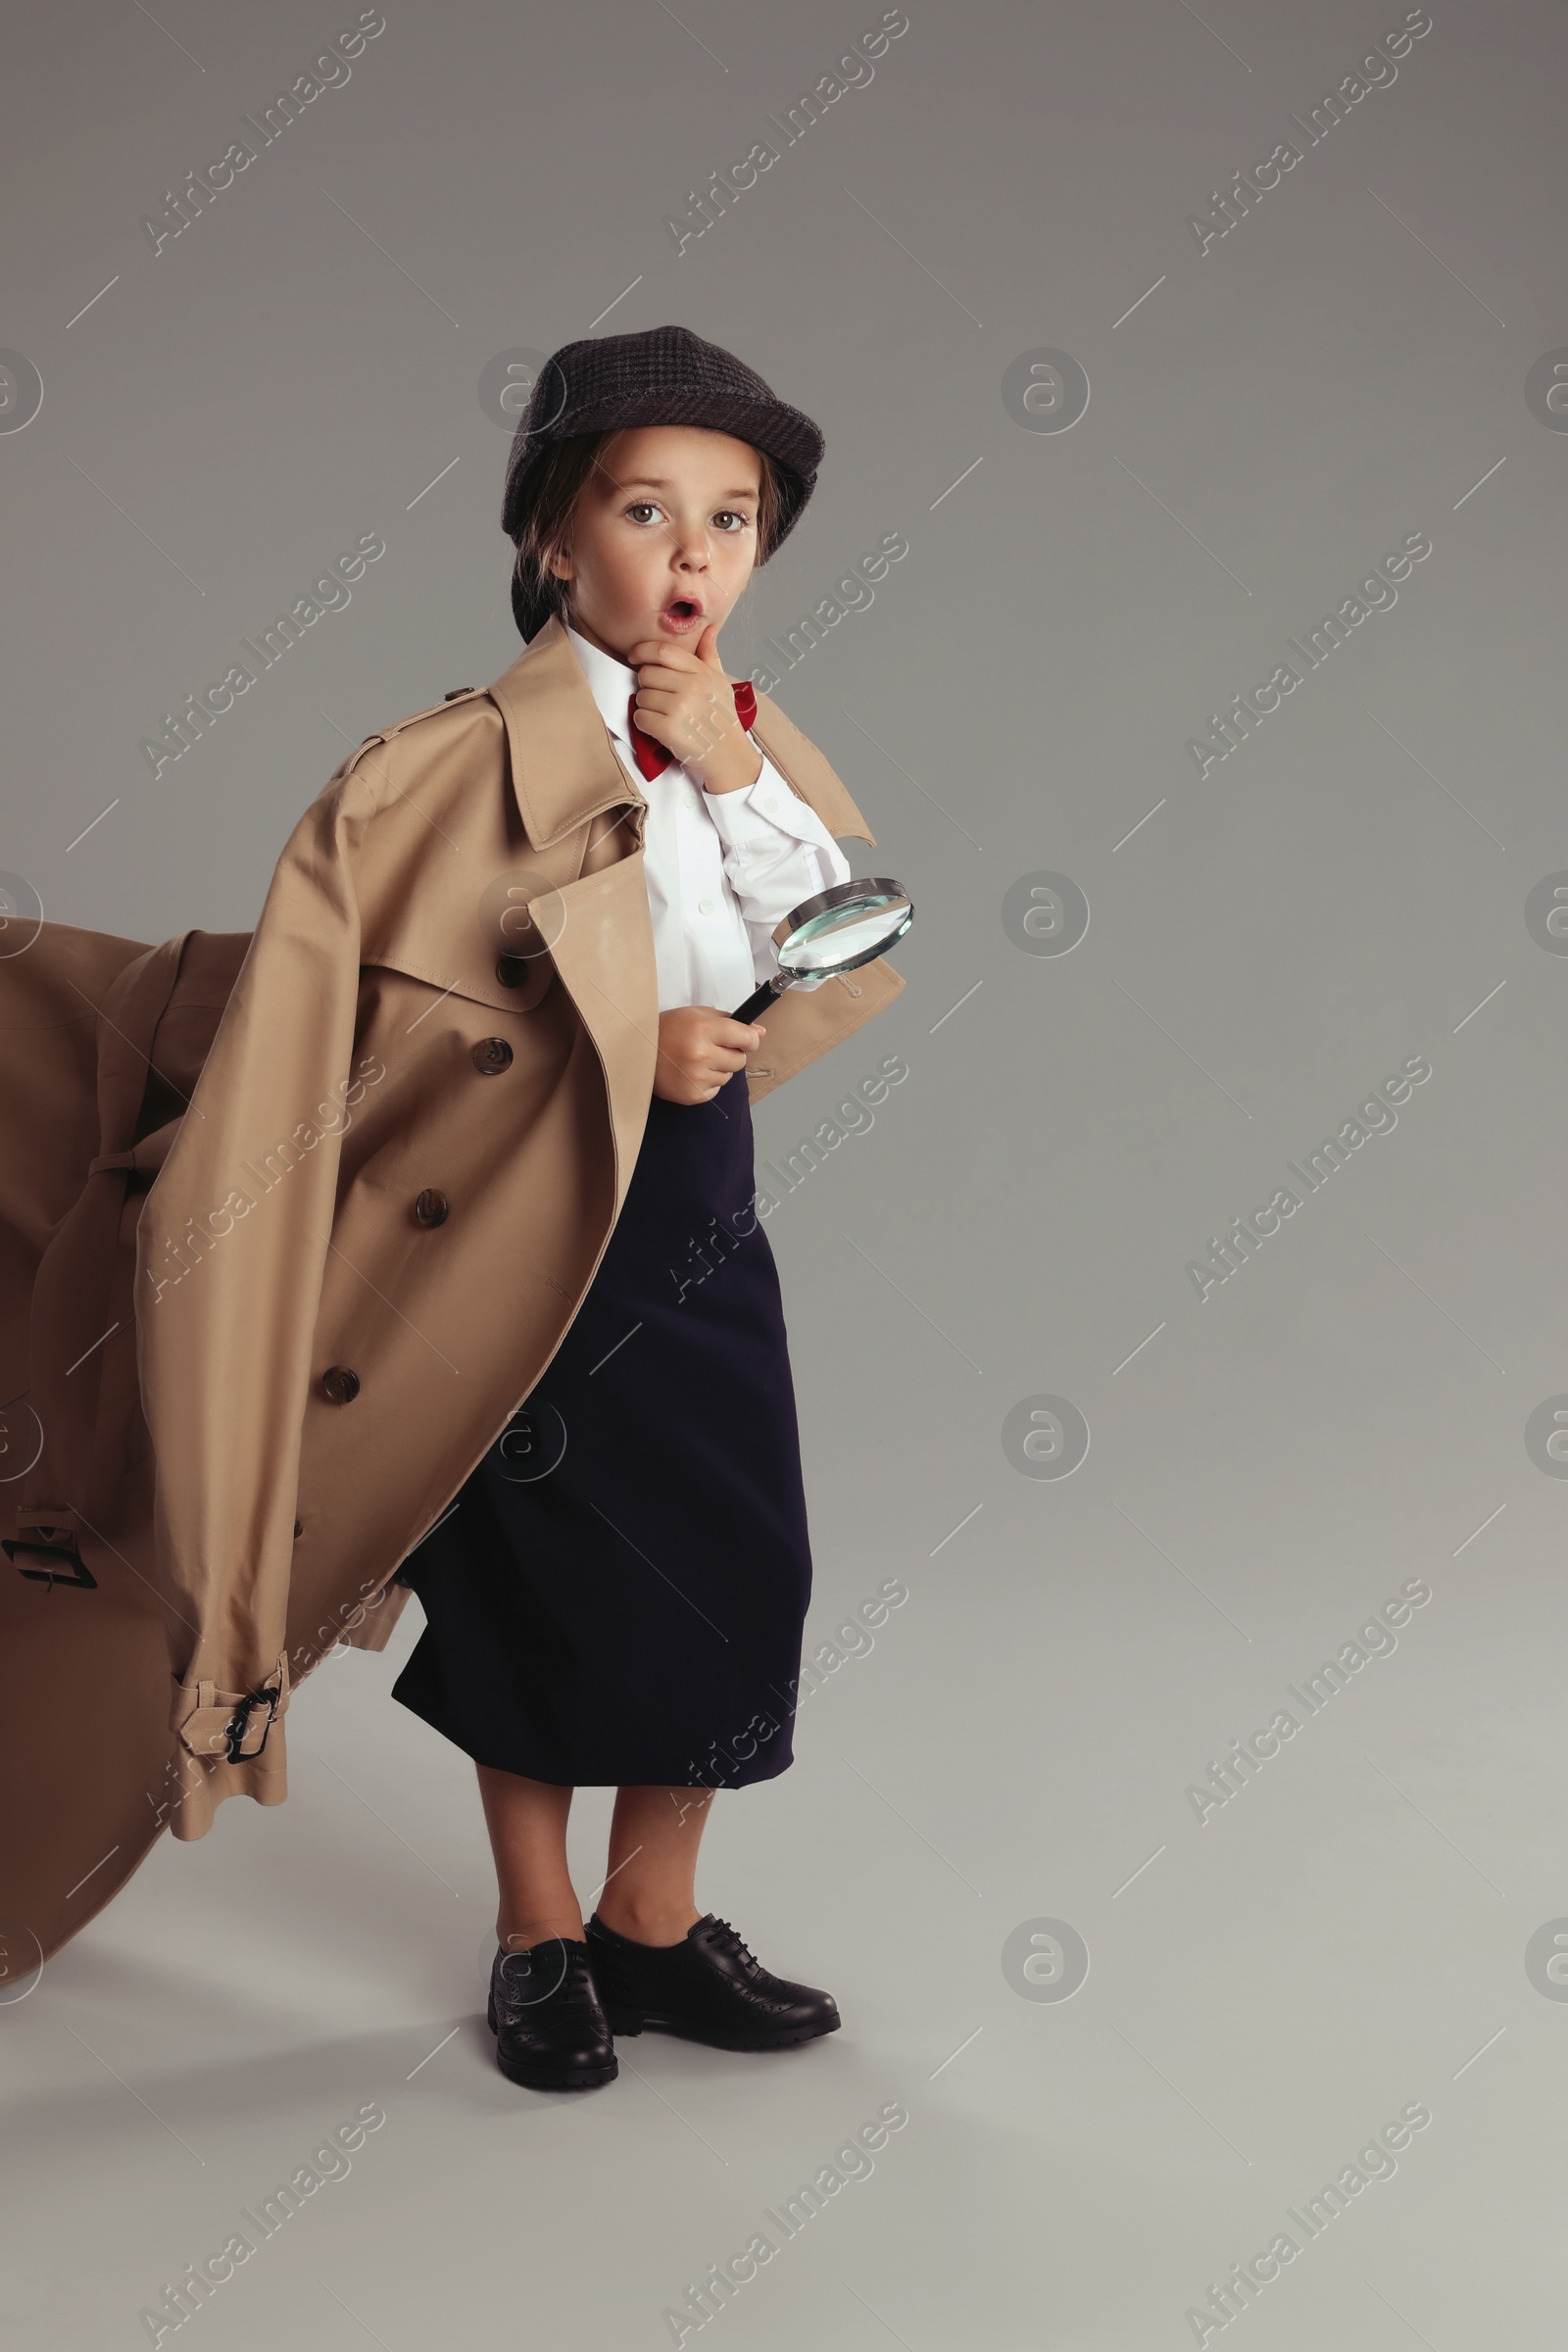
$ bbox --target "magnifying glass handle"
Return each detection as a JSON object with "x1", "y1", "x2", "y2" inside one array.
[{"x1": 731, "y1": 973, "x2": 788, "y2": 1028}]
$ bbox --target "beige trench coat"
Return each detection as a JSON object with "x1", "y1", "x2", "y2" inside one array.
[{"x1": 0, "y1": 613, "x2": 903, "y2": 1965}]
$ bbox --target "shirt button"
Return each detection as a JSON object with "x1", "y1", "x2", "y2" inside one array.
[
  {"x1": 760, "y1": 794, "x2": 777, "y2": 812},
  {"x1": 698, "y1": 897, "x2": 715, "y2": 916}
]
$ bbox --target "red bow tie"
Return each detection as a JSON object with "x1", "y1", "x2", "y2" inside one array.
[{"x1": 626, "y1": 679, "x2": 758, "y2": 781}]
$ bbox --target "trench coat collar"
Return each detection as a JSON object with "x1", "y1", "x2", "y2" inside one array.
[
  {"x1": 483, "y1": 607, "x2": 879, "y2": 853},
  {"x1": 484, "y1": 612, "x2": 649, "y2": 851}
]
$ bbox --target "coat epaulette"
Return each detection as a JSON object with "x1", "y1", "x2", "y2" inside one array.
[{"x1": 345, "y1": 687, "x2": 491, "y2": 770}]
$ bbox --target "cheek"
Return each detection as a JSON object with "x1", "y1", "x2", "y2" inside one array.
[
  {"x1": 579, "y1": 536, "x2": 653, "y2": 614},
  {"x1": 718, "y1": 543, "x2": 758, "y2": 601}
]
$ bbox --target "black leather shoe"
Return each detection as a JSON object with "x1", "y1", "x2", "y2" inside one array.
[
  {"x1": 586, "y1": 1912, "x2": 841, "y2": 2051},
  {"x1": 485, "y1": 1936, "x2": 617, "y2": 2091}
]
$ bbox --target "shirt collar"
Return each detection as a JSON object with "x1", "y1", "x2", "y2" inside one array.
[
  {"x1": 483, "y1": 611, "x2": 879, "y2": 852},
  {"x1": 564, "y1": 621, "x2": 638, "y2": 749}
]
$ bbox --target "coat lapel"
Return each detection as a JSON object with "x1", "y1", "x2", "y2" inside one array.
[
  {"x1": 479, "y1": 610, "x2": 884, "y2": 1213},
  {"x1": 485, "y1": 612, "x2": 648, "y2": 851},
  {"x1": 484, "y1": 614, "x2": 659, "y2": 1222},
  {"x1": 484, "y1": 609, "x2": 879, "y2": 850}
]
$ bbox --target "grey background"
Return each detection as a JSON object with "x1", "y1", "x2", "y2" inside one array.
[{"x1": 5, "y1": 0, "x2": 1567, "y2": 2344}]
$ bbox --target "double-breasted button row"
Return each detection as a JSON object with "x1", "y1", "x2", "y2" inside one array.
[{"x1": 318, "y1": 1035, "x2": 514, "y2": 1409}]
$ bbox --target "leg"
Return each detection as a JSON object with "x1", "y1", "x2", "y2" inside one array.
[
  {"x1": 594, "y1": 1783, "x2": 716, "y2": 1945},
  {"x1": 474, "y1": 1763, "x2": 582, "y2": 1951}
]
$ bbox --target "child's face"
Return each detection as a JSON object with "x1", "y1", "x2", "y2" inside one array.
[{"x1": 548, "y1": 424, "x2": 762, "y2": 665}]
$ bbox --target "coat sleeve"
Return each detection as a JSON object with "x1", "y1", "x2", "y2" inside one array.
[{"x1": 135, "y1": 764, "x2": 368, "y2": 1838}]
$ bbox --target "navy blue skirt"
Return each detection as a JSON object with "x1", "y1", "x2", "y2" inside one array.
[{"x1": 389, "y1": 1068, "x2": 811, "y2": 1788}]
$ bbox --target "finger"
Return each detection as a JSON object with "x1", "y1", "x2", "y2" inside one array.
[
  {"x1": 630, "y1": 643, "x2": 698, "y2": 677},
  {"x1": 630, "y1": 698, "x2": 687, "y2": 741},
  {"x1": 631, "y1": 687, "x2": 677, "y2": 722},
  {"x1": 632, "y1": 675, "x2": 694, "y2": 711}
]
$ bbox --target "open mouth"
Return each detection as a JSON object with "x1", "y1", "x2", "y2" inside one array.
[{"x1": 662, "y1": 598, "x2": 704, "y2": 630}]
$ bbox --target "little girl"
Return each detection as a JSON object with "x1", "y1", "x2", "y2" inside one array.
[{"x1": 390, "y1": 325, "x2": 862, "y2": 2092}]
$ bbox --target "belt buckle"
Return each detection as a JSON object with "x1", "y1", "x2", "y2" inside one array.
[
  {"x1": 222, "y1": 1682, "x2": 282, "y2": 1763},
  {"x1": 2, "y1": 1535, "x2": 97, "y2": 1590}
]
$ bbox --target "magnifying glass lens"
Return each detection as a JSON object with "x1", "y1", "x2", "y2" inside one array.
[
  {"x1": 785, "y1": 906, "x2": 905, "y2": 971},
  {"x1": 782, "y1": 890, "x2": 910, "y2": 970},
  {"x1": 729, "y1": 878, "x2": 914, "y2": 1026}
]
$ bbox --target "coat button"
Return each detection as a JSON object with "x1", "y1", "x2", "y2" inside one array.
[
  {"x1": 496, "y1": 955, "x2": 530, "y2": 988},
  {"x1": 414, "y1": 1187, "x2": 450, "y2": 1226},
  {"x1": 321, "y1": 1365, "x2": 361, "y2": 1404},
  {"x1": 472, "y1": 1036, "x2": 514, "y2": 1074},
  {"x1": 293, "y1": 1519, "x2": 304, "y2": 1539},
  {"x1": 444, "y1": 688, "x2": 474, "y2": 700}
]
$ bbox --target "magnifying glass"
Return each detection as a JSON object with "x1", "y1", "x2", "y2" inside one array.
[{"x1": 730, "y1": 877, "x2": 914, "y2": 1027}]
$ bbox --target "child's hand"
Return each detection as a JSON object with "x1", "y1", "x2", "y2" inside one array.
[
  {"x1": 653, "y1": 1005, "x2": 766, "y2": 1103},
  {"x1": 627, "y1": 624, "x2": 762, "y2": 795}
]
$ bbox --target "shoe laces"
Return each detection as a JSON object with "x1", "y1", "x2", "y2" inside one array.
[
  {"x1": 706, "y1": 1917, "x2": 761, "y2": 1975},
  {"x1": 563, "y1": 1946, "x2": 598, "y2": 2000},
  {"x1": 498, "y1": 1939, "x2": 598, "y2": 2012}
]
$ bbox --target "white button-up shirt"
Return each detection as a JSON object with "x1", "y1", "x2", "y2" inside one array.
[{"x1": 564, "y1": 622, "x2": 852, "y2": 1014}]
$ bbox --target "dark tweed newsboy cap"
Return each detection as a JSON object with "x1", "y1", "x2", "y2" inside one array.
[{"x1": 500, "y1": 323, "x2": 824, "y2": 641}]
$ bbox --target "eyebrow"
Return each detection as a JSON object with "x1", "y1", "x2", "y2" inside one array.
[{"x1": 613, "y1": 475, "x2": 760, "y2": 499}]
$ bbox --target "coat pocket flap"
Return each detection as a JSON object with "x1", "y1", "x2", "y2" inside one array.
[
  {"x1": 360, "y1": 936, "x2": 556, "y2": 1014},
  {"x1": 359, "y1": 851, "x2": 601, "y2": 1015}
]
